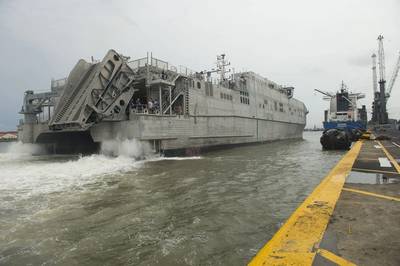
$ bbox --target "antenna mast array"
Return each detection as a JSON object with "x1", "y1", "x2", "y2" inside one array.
[{"x1": 216, "y1": 54, "x2": 230, "y2": 81}]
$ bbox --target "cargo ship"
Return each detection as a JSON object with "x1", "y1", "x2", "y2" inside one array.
[
  {"x1": 317, "y1": 82, "x2": 367, "y2": 131},
  {"x1": 315, "y1": 82, "x2": 367, "y2": 149},
  {"x1": 18, "y1": 50, "x2": 308, "y2": 155}
]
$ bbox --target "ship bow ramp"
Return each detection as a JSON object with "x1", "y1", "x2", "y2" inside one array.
[
  {"x1": 49, "y1": 49, "x2": 137, "y2": 131},
  {"x1": 25, "y1": 50, "x2": 140, "y2": 153}
]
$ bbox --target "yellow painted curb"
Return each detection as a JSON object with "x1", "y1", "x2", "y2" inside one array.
[
  {"x1": 377, "y1": 141, "x2": 400, "y2": 174},
  {"x1": 248, "y1": 141, "x2": 363, "y2": 266}
]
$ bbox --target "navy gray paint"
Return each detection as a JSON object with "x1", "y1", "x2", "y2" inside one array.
[{"x1": 18, "y1": 50, "x2": 308, "y2": 155}]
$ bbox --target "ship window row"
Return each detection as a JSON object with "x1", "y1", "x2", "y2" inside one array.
[
  {"x1": 240, "y1": 91, "x2": 249, "y2": 97},
  {"x1": 240, "y1": 96, "x2": 250, "y2": 105},
  {"x1": 279, "y1": 103, "x2": 284, "y2": 112},
  {"x1": 220, "y1": 92, "x2": 232, "y2": 101},
  {"x1": 272, "y1": 101, "x2": 284, "y2": 112},
  {"x1": 259, "y1": 100, "x2": 304, "y2": 116}
]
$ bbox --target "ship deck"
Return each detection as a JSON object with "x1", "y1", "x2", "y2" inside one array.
[{"x1": 249, "y1": 128, "x2": 400, "y2": 265}]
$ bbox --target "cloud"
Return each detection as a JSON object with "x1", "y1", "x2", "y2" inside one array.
[
  {"x1": 0, "y1": 0, "x2": 399, "y2": 130},
  {"x1": 348, "y1": 54, "x2": 373, "y2": 67}
]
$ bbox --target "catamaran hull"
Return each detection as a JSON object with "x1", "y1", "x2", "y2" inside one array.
[{"x1": 19, "y1": 115, "x2": 305, "y2": 156}]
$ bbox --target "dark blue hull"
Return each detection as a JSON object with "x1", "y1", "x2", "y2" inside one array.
[{"x1": 323, "y1": 121, "x2": 366, "y2": 131}]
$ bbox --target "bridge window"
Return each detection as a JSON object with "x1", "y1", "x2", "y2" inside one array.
[
  {"x1": 279, "y1": 103, "x2": 284, "y2": 112},
  {"x1": 240, "y1": 96, "x2": 249, "y2": 105}
]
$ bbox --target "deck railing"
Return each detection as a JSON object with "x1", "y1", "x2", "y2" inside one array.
[{"x1": 128, "y1": 53, "x2": 196, "y2": 77}]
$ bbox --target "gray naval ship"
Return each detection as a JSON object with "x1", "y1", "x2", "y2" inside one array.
[{"x1": 18, "y1": 50, "x2": 308, "y2": 155}]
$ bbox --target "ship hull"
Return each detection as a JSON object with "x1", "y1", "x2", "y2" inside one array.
[
  {"x1": 17, "y1": 51, "x2": 308, "y2": 155},
  {"x1": 20, "y1": 114, "x2": 305, "y2": 156}
]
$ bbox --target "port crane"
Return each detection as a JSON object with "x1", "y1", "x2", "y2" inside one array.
[
  {"x1": 386, "y1": 51, "x2": 400, "y2": 99},
  {"x1": 371, "y1": 35, "x2": 400, "y2": 124}
]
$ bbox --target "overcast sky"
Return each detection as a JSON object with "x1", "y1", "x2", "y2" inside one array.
[{"x1": 0, "y1": 0, "x2": 399, "y2": 130}]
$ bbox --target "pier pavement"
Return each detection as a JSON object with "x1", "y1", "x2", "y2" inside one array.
[{"x1": 249, "y1": 129, "x2": 400, "y2": 266}]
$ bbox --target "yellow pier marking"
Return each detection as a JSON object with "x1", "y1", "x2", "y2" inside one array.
[
  {"x1": 343, "y1": 187, "x2": 400, "y2": 202},
  {"x1": 351, "y1": 168, "x2": 399, "y2": 175},
  {"x1": 317, "y1": 248, "x2": 356, "y2": 266},
  {"x1": 248, "y1": 141, "x2": 363, "y2": 266},
  {"x1": 377, "y1": 141, "x2": 400, "y2": 174}
]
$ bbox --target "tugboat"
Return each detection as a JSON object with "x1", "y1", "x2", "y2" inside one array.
[{"x1": 315, "y1": 82, "x2": 367, "y2": 150}]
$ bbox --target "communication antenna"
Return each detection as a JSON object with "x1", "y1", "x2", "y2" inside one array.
[{"x1": 216, "y1": 54, "x2": 231, "y2": 81}]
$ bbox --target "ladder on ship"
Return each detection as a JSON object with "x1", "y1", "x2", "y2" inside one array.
[{"x1": 161, "y1": 85, "x2": 186, "y2": 114}]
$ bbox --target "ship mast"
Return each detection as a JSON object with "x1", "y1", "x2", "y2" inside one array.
[{"x1": 216, "y1": 54, "x2": 230, "y2": 81}]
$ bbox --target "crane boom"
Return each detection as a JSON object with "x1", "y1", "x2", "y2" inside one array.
[
  {"x1": 377, "y1": 35, "x2": 386, "y2": 82},
  {"x1": 372, "y1": 54, "x2": 378, "y2": 93},
  {"x1": 387, "y1": 52, "x2": 400, "y2": 97},
  {"x1": 314, "y1": 89, "x2": 333, "y2": 98}
]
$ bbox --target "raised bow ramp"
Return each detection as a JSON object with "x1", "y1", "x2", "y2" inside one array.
[{"x1": 49, "y1": 50, "x2": 137, "y2": 131}]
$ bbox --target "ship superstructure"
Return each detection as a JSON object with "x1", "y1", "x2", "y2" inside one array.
[
  {"x1": 316, "y1": 82, "x2": 367, "y2": 131},
  {"x1": 18, "y1": 50, "x2": 308, "y2": 155}
]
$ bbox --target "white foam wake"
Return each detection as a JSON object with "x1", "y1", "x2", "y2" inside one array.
[
  {"x1": 0, "y1": 141, "x2": 45, "y2": 161},
  {"x1": 0, "y1": 140, "x2": 202, "y2": 198},
  {"x1": 100, "y1": 138, "x2": 152, "y2": 158},
  {"x1": 0, "y1": 140, "x2": 149, "y2": 197},
  {"x1": 0, "y1": 154, "x2": 140, "y2": 196}
]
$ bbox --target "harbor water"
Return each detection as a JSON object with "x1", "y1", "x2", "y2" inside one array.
[{"x1": 0, "y1": 132, "x2": 343, "y2": 265}]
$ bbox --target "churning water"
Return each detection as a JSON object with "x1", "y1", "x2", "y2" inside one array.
[{"x1": 0, "y1": 132, "x2": 343, "y2": 265}]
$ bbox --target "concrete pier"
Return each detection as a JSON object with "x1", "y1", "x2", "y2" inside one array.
[{"x1": 249, "y1": 130, "x2": 400, "y2": 266}]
